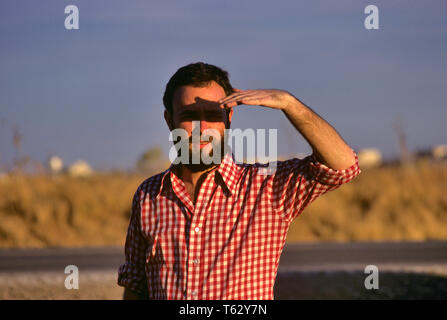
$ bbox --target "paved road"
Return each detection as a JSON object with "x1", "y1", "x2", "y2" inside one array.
[{"x1": 1, "y1": 241, "x2": 447, "y2": 273}]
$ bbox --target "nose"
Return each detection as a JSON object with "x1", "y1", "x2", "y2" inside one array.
[
  {"x1": 190, "y1": 120, "x2": 210, "y2": 141},
  {"x1": 200, "y1": 120, "x2": 209, "y2": 133}
]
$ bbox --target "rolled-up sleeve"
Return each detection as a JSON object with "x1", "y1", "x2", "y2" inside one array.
[
  {"x1": 117, "y1": 187, "x2": 148, "y2": 295},
  {"x1": 271, "y1": 148, "x2": 361, "y2": 222}
]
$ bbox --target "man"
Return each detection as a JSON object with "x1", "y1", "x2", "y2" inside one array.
[{"x1": 118, "y1": 62, "x2": 361, "y2": 299}]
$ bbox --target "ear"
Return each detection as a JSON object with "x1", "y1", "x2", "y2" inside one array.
[{"x1": 164, "y1": 110, "x2": 174, "y2": 131}]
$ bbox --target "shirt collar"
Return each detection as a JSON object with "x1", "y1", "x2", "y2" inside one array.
[{"x1": 156, "y1": 152, "x2": 240, "y2": 198}]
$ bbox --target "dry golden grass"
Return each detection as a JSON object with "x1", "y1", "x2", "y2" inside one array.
[
  {"x1": 287, "y1": 161, "x2": 447, "y2": 242},
  {"x1": 0, "y1": 160, "x2": 446, "y2": 248},
  {"x1": 0, "y1": 172, "x2": 146, "y2": 248}
]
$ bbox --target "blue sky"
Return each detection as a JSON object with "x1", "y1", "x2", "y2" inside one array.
[{"x1": 1, "y1": 0, "x2": 446, "y2": 170}]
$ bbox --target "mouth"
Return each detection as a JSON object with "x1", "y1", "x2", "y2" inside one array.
[{"x1": 189, "y1": 141, "x2": 211, "y2": 149}]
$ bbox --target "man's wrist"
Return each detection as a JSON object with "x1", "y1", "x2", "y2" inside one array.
[{"x1": 282, "y1": 94, "x2": 309, "y2": 119}]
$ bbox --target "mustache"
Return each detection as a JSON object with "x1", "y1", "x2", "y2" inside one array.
[{"x1": 188, "y1": 136, "x2": 217, "y2": 144}]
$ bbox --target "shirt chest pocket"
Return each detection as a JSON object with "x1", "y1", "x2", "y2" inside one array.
[
  {"x1": 146, "y1": 223, "x2": 183, "y2": 264},
  {"x1": 142, "y1": 202, "x2": 187, "y2": 265}
]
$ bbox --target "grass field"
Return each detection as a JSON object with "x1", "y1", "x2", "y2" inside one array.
[{"x1": 0, "y1": 160, "x2": 446, "y2": 248}]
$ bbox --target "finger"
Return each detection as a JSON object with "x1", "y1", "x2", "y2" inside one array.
[
  {"x1": 220, "y1": 95, "x2": 270, "y2": 109},
  {"x1": 219, "y1": 97, "x2": 248, "y2": 108},
  {"x1": 219, "y1": 97, "x2": 254, "y2": 109},
  {"x1": 231, "y1": 95, "x2": 272, "y2": 107},
  {"x1": 219, "y1": 92, "x2": 245, "y2": 103},
  {"x1": 219, "y1": 89, "x2": 255, "y2": 101},
  {"x1": 220, "y1": 101, "x2": 239, "y2": 109},
  {"x1": 220, "y1": 96, "x2": 264, "y2": 108},
  {"x1": 219, "y1": 91, "x2": 258, "y2": 104}
]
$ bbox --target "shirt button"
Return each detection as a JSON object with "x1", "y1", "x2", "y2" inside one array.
[
  {"x1": 193, "y1": 259, "x2": 199, "y2": 264},
  {"x1": 194, "y1": 227, "x2": 200, "y2": 233},
  {"x1": 191, "y1": 291, "x2": 197, "y2": 297}
]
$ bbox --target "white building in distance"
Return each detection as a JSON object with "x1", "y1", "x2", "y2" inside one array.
[
  {"x1": 49, "y1": 156, "x2": 63, "y2": 174},
  {"x1": 432, "y1": 144, "x2": 447, "y2": 160},
  {"x1": 358, "y1": 148, "x2": 382, "y2": 169},
  {"x1": 68, "y1": 160, "x2": 93, "y2": 177}
]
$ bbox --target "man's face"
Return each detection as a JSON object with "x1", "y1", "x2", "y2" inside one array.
[{"x1": 165, "y1": 81, "x2": 234, "y2": 168}]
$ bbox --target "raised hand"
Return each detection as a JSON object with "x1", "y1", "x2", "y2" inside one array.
[{"x1": 218, "y1": 88, "x2": 295, "y2": 111}]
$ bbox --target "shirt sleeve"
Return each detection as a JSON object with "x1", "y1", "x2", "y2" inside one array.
[
  {"x1": 270, "y1": 147, "x2": 361, "y2": 222},
  {"x1": 117, "y1": 187, "x2": 148, "y2": 295}
]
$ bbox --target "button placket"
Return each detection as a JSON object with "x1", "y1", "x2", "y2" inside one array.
[
  {"x1": 187, "y1": 213, "x2": 203, "y2": 298},
  {"x1": 186, "y1": 172, "x2": 213, "y2": 300}
]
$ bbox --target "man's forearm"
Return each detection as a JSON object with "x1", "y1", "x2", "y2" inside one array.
[
  {"x1": 282, "y1": 95, "x2": 356, "y2": 170},
  {"x1": 218, "y1": 88, "x2": 357, "y2": 170}
]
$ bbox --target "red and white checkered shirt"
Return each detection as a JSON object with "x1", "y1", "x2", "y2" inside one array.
[{"x1": 118, "y1": 149, "x2": 361, "y2": 299}]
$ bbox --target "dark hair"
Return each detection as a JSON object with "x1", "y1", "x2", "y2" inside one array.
[{"x1": 163, "y1": 62, "x2": 234, "y2": 123}]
